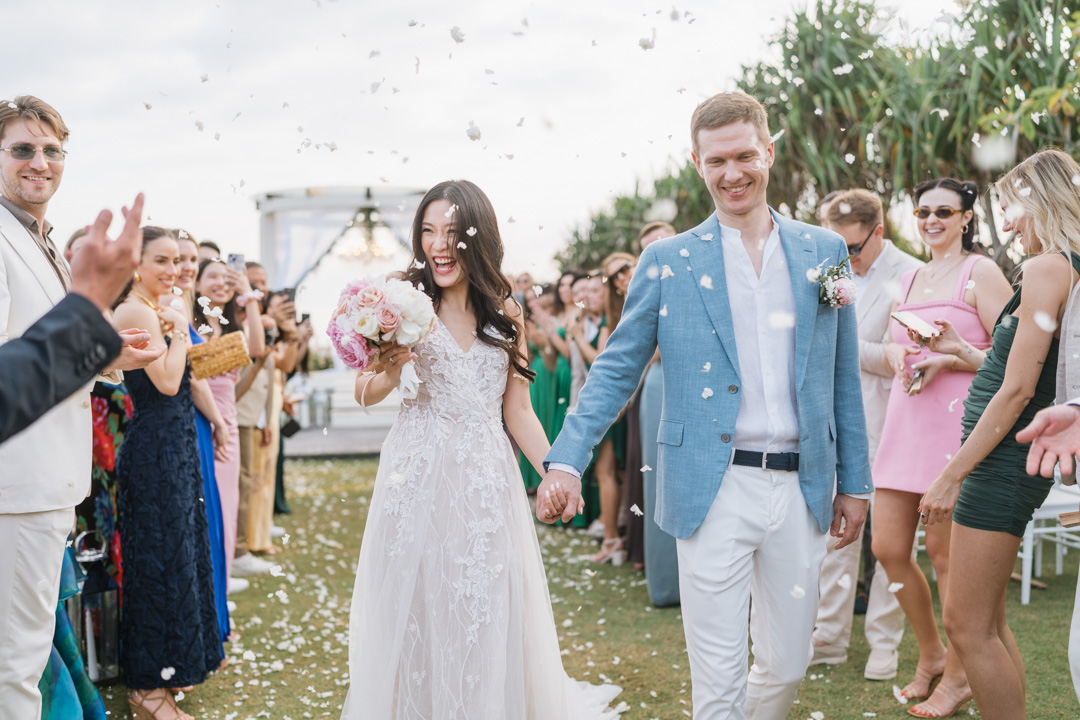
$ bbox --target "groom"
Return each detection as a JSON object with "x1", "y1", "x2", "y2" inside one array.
[{"x1": 541, "y1": 91, "x2": 871, "y2": 719}]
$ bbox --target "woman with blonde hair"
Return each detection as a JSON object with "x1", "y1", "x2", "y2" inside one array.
[{"x1": 917, "y1": 148, "x2": 1080, "y2": 718}]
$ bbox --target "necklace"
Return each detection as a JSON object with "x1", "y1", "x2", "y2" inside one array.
[
  {"x1": 130, "y1": 289, "x2": 162, "y2": 312},
  {"x1": 924, "y1": 253, "x2": 967, "y2": 282}
]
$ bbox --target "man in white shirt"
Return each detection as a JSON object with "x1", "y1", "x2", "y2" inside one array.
[
  {"x1": 542, "y1": 91, "x2": 871, "y2": 720},
  {"x1": 809, "y1": 189, "x2": 919, "y2": 680}
]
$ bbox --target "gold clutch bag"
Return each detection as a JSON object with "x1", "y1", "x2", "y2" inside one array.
[{"x1": 187, "y1": 331, "x2": 252, "y2": 380}]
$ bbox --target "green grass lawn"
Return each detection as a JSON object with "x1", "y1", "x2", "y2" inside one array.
[{"x1": 101, "y1": 458, "x2": 1079, "y2": 719}]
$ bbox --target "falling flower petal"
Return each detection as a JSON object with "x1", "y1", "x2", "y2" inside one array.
[
  {"x1": 699, "y1": 275, "x2": 713, "y2": 289},
  {"x1": 640, "y1": 464, "x2": 652, "y2": 472},
  {"x1": 790, "y1": 585, "x2": 806, "y2": 599},
  {"x1": 160, "y1": 667, "x2": 176, "y2": 681},
  {"x1": 838, "y1": 573, "x2": 852, "y2": 590},
  {"x1": 702, "y1": 362, "x2": 711, "y2": 372},
  {"x1": 630, "y1": 504, "x2": 644, "y2": 517},
  {"x1": 457, "y1": 242, "x2": 467, "y2": 249},
  {"x1": 412, "y1": 258, "x2": 425, "y2": 269},
  {"x1": 1034, "y1": 311, "x2": 1057, "y2": 332},
  {"x1": 466, "y1": 226, "x2": 477, "y2": 236},
  {"x1": 450, "y1": 26, "x2": 466, "y2": 43},
  {"x1": 701, "y1": 387, "x2": 713, "y2": 399},
  {"x1": 948, "y1": 398, "x2": 959, "y2": 413},
  {"x1": 701, "y1": 233, "x2": 714, "y2": 241},
  {"x1": 660, "y1": 265, "x2": 675, "y2": 279},
  {"x1": 466, "y1": 121, "x2": 481, "y2": 141},
  {"x1": 679, "y1": 248, "x2": 690, "y2": 257},
  {"x1": 198, "y1": 324, "x2": 212, "y2": 335},
  {"x1": 769, "y1": 311, "x2": 796, "y2": 329},
  {"x1": 893, "y1": 685, "x2": 909, "y2": 704},
  {"x1": 888, "y1": 582, "x2": 904, "y2": 593},
  {"x1": 169, "y1": 298, "x2": 184, "y2": 311},
  {"x1": 659, "y1": 305, "x2": 668, "y2": 317}
]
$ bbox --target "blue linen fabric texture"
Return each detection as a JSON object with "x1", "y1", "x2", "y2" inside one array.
[{"x1": 546, "y1": 210, "x2": 872, "y2": 539}]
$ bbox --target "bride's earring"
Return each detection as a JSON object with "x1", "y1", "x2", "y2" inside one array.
[{"x1": 133, "y1": 271, "x2": 142, "y2": 283}]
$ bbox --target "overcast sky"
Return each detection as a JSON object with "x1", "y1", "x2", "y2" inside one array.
[{"x1": 10, "y1": 0, "x2": 958, "y2": 296}]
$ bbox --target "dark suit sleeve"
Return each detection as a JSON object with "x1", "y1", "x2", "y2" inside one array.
[{"x1": 0, "y1": 293, "x2": 122, "y2": 443}]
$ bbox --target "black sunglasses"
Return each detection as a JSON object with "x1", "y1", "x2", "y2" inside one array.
[
  {"x1": 602, "y1": 263, "x2": 633, "y2": 283},
  {"x1": 846, "y1": 225, "x2": 879, "y2": 257}
]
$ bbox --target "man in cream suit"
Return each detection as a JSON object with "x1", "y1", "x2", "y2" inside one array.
[
  {"x1": 0, "y1": 95, "x2": 148, "y2": 717},
  {"x1": 809, "y1": 189, "x2": 918, "y2": 679},
  {"x1": 541, "y1": 92, "x2": 871, "y2": 720}
]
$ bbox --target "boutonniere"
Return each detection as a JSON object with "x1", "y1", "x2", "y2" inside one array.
[{"x1": 807, "y1": 257, "x2": 857, "y2": 308}]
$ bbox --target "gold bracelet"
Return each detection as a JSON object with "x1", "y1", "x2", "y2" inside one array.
[
  {"x1": 951, "y1": 356, "x2": 958, "y2": 371},
  {"x1": 170, "y1": 330, "x2": 190, "y2": 342}
]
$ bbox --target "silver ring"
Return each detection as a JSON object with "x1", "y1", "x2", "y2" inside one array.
[{"x1": 390, "y1": 357, "x2": 396, "y2": 364}]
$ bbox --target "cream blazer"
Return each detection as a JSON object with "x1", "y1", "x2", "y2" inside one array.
[
  {"x1": 0, "y1": 203, "x2": 92, "y2": 512},
  {"x1": 1055, "y1": 272, "x2": 1080, "y2": 484},
  {"x1": 856, "y1": 241, "x2": 924, "y2": 462}
]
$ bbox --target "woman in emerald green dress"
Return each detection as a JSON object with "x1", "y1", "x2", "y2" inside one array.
[
  {"x1": 918, "y1": 149, "x2": 1080, "y2": 720},
  {"x1": 519, "y1": 285, "x2": 569, "y2": 491}
]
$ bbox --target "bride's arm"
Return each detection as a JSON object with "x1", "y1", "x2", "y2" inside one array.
[{"x1": 502, "y1": 302, "x2": 551, "y2": 476}]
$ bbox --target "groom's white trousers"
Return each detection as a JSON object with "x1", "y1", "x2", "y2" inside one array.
[
  {"x1": 676, "y1": 464, "x2": 825, "y2": 720},
  {"x1": 0, "y1": 508, "x2": 72, "y2": 720}
]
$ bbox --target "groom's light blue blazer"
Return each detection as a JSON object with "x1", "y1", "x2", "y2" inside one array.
[{"x1": 546, "y1": 210, "x2": 872, "y2": 539}]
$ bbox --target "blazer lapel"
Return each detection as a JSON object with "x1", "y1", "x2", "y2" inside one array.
[
  {"x1": 689, "y1": 214, "x2": 741, "y2": 380},
  {"x1": 855, "y1": 242, "x2": 894, "y2": 325},
  {"x1": 0, "y1": 204, "x2": 65, "y2": 306},
  {"x1": 776, "y1": 211, "x2": 820, "y2": 391}
]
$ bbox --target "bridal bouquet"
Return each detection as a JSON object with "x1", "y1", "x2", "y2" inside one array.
[{"x1": 327, "y1": 276, "x2": 438, "y2": 398}]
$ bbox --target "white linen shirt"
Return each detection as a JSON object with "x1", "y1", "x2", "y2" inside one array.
[{"x1": 721, "y1": 221, "x2": 799, "y2": 453}]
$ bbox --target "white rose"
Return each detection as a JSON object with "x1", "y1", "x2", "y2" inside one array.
[{"x1": 353, "y1": 307, "x2": 379, "y2": 339}]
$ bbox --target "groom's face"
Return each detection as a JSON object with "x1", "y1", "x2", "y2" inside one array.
[{"x1": 692, "y1": 120, "x2": 773, "y2": 220}]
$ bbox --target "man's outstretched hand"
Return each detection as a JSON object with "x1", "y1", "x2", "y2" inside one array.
[
  {"x1": 1016, "y1": 404, "x2": 1080, "y2": 478},
  {"x1": 68, "y1": 193, "x2": 145, "y2": 311},
  {"x1": 104, "y1": 328, "x2": 165, "y2": 372}
]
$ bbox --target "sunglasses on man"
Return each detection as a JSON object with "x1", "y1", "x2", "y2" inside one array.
[
  {"x1": 846, "y1": 224, "x2": 880, "y2": 257},
  {"x1": 913, "y1": 206, "x2": 962, "y2": 220},
  {"x1": 0, "y1": 144, "x2": 67, "y2": 162}
]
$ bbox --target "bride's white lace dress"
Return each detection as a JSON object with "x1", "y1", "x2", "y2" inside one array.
[{"x1": 341, "y1": 322, "x2": 624, "y2": 720}]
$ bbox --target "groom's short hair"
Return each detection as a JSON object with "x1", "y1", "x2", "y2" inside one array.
[
  {"x1": 690, "y1": 92, "x2": 770, "y2": 154},
  {"x1": 825, "y1": 189, "x2": 883, "y2": 230}
]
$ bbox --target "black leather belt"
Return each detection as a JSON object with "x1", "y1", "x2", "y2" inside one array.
[{"x1": 732, "y1": 450, "x2": 799, "y2": 472}]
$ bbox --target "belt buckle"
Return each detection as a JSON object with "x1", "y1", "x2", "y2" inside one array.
[{"x1": 761, "y1": 452, "x2": 769, "y2": 471}]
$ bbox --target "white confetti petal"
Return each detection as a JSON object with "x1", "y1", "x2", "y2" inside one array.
[
  {"x1": 169, "y1": 298, "x2": 184, "y2": 311},
  {"x1": 466, "y1": 121, "x2": 481, "y2": 141},
  {"x1": 833, "y1": 63, "x2": 853, "y2": 75},
  {"x1": 659, "y1": 305, "x2": 668, "y2": 317},
  {"x1": 893, "y1": 685, "x2": 909, "y2": 704},
  {"x1": 679, "y1": 248, "x2": 690, "y2": 257},
  {"x1": 701, "y1": 233, "x2": 714, "y2": 241},
  {"x1": 837, "y1": 573, "x2": 852, "y2": 590},
  {"x1": 464, "y1": 226, "x2": 477, "y2": 237},
  {"x1": 630, "y1": 504, "x2": 644, "y2": 517},
  {"x1": 198, "y1": 324, "x2": 212, "y2": 335},
  {"x1": 172, "y1": 286, "x2": 183, "y2": 295},
  {"x1": 1034, "y1": 311, "x2": 1058, "y2": 332},
  {"x1": 640, "y1": 464, "x2": 652, "y2": 472},
  {"x1": 457, "y1": 242, "x2": 467, "y2": 249},
  {"x1": 160, "y1": 667, "x2": 176, "y2": 681},
  {"x1": 888, "y1": 582, "x2": 904, "y2": 593},
  {"x1": 768, "y1": 311, "x2": 796, "y2": 329},
  {"x1": 701, "y1": 387, "x2": 713, "y2": 399},
  {"x1": 702, "y1": 362, "x2": 711, "y2": 372},
  {"x1": 450, "y1": 26, "x2": 466, "y2": 43},
  {"x1": 197, "y1": 296, "x2": 211, "y2": 308},
  {"x1": 948, "y1": 397, "x2": 959, "y2": 412},
  {"x1": 699, "y1": 274, "x2": 713, "y2": 290},
  {"x1": 660, "y1": 265, "x2": 675, "y2": 279},
  {"x1": 790, "y1": 584, "x2": 806, "y2": 599},
  {"x1": 412, "y1": 258, "x2": 426, "y2": 269}
]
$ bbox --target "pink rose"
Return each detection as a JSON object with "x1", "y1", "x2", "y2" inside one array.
[
  {"x1": 327, "y1": 321, "x2": 375, "y2": 370},
  {"x1": 834, "y1": 277, "x2": 857, "y2": 307},
  {"x1": 357, "y1": 284, "x2": 385, "y2": 309},
  {"x1": 375, "y1": 302, "x2": 402, "y2": 337}
]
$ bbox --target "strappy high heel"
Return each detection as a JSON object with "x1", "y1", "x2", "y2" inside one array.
[
  {"x1": 591, "y1": 537, "x2": 625, "y2": 566},
  {"x1": 899, "y1": 663, "x2": 944, "y2": 702},
  {"x1": 907, "y1": 684, "x2": 973, "y2": 717},
  {"x1": 128, "y1": 689, "x2": 194, "y2": 720}
]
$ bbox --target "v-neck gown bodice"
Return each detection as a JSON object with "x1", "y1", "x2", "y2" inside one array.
[{"x1": 342, "y1": 322, "x2": 624, "y2": 720}]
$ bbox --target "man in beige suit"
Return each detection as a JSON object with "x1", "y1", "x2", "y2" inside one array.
[
  {"x1": 0, "y1": 96, "x2": 153, "y2": 717},
  {"x1": 810, "y1": 189, "x2": 919, "y2": 679}
]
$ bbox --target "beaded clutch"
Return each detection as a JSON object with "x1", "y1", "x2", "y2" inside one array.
[{"x1": 187, "y1": 330, "x2": 252, "y2": 380}]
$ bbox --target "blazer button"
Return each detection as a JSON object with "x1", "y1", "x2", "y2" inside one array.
[
  {"x1": 721, "y1": 433, "x2": 731, "y2": 443},
  {"x1": 82, "y1": 401, "x2": 90, "y2": 409},
  {"x1": 728, "y1": 384, "x2": 738, "y2": 394}
]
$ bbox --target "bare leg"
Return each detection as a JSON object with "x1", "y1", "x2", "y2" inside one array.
[
  {"x1": 595, "y1": 438, "x2": 620, "y2": 542},
  {"x1": 871, "y1": 489, "x2": 946, "y2": 698},
  {"x1": 942, "y1": 523, "x2": 1025, "y2": 720}
]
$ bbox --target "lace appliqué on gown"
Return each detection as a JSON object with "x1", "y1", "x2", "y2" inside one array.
[{"x1": 342, "y1": 323, "x2": 624, "y2": 720}]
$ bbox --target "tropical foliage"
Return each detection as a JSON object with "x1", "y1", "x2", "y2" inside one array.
[{"x1": 557, "y1": 0, "x2": 1080, "y2": 275}]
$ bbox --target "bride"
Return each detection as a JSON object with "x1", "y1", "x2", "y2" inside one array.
[{"x1": 340, "y1": 179, "x2": 624, "y2": 719}]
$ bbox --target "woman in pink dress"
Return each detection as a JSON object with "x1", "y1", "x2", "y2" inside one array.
[
  {"x1": 193, "y1": 258, "x2": 264, "y2": 585},
  {"x1": 871, "y1": 178, "x2": 1013, "y2": 717}
]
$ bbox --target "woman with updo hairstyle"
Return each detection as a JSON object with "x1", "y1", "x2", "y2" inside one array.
[
  {"x1": 870, "y1": 180, "x2": 1013, "y2": 713},
  {"x1": 112, "y1": 228, "x2": 223, "y2": 718}
]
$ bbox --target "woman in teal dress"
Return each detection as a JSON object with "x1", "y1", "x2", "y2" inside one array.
[
  {"x1": 918, "y1": 149, "x2": 1080, "y2": 720},
  {"x1": 519, "y1": 284, "x2": 563, "y2": 491}
]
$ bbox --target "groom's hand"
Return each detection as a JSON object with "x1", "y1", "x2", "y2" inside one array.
[
  {"x1": 536, "y1": 469, "x2": 583, "y2": 524},
  {"x1": 830, "y1": 494, "x2": 868, "y2": 550}
]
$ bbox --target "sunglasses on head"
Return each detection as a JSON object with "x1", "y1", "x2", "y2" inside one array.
[
  {"x1": 602, "y1": 263, "x2": 633, "y2": 283},
  {"x1": 913, "y1": 206, "x2": 962, "y2": 220},
  {"x1": 0, "y1": 144, "x2": 67, "y2": 162}
]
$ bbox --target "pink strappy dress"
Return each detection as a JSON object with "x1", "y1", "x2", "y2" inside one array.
[{"x1": 872, "y1": 255, "x2": 992, "y2": 494}]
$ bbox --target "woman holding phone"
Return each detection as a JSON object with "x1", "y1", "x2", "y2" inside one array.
[{"x1": 870, "y1": 178, "x2": 1012, "y2": 715}]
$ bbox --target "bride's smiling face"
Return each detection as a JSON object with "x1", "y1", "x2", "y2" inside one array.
[{"x1": 421, "y1": 198, "x2": 465, "y2": 290}]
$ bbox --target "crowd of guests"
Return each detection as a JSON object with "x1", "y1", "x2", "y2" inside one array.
[
  {"x1": 0, "y1": 88, "x2": 318, "y2": 720},
  {"x1": 71, "y1": 233, "x2": 314, "y2": 718},
  {"x1": 515, "y1": 151, "x2": 1080, "y2": 718}
]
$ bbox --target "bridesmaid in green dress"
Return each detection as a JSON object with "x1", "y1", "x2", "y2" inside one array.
[
  {"x1": 918, "y1": 149, "x2": 1080, "y2": 720},
  {"x1": 518, "y1": 285, "x2": 564, "y2": 491}
]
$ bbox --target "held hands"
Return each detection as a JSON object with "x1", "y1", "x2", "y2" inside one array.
[
  {"x1": 830, "y1": 495, "x2": 868, "y2": 549},
  {"x1": 1017, "y1": 404, "x2": 1080, "y2": 477},
  {"x1": 535, "y1": 469, "x2": 584, "y2": 524}
]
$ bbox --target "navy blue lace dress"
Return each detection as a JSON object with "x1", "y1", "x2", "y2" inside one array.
[{"x1": 116, "y1": 361, "x2": 223, "y2": 689}]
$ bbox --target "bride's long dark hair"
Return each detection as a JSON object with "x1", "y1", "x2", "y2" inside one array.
[{"x1": 402, "y1": 179, "x2": 535, "y2": 382}]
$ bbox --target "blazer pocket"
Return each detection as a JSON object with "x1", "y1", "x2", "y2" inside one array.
[{"x1": 657, "y1": 419, "x2": 684, "y2": 447}]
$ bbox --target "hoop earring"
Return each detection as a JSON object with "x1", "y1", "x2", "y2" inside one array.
[
  {"x1": 133, "y1": 271, "x2": 141, "y2": 283},
  {"x1": 961, "y1": 224, "x2": 969, "y2": 234}
]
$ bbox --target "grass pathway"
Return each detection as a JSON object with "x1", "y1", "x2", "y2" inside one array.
[{"x1": 102, "y1": 458, "x2": 1078, "y2": 718}]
